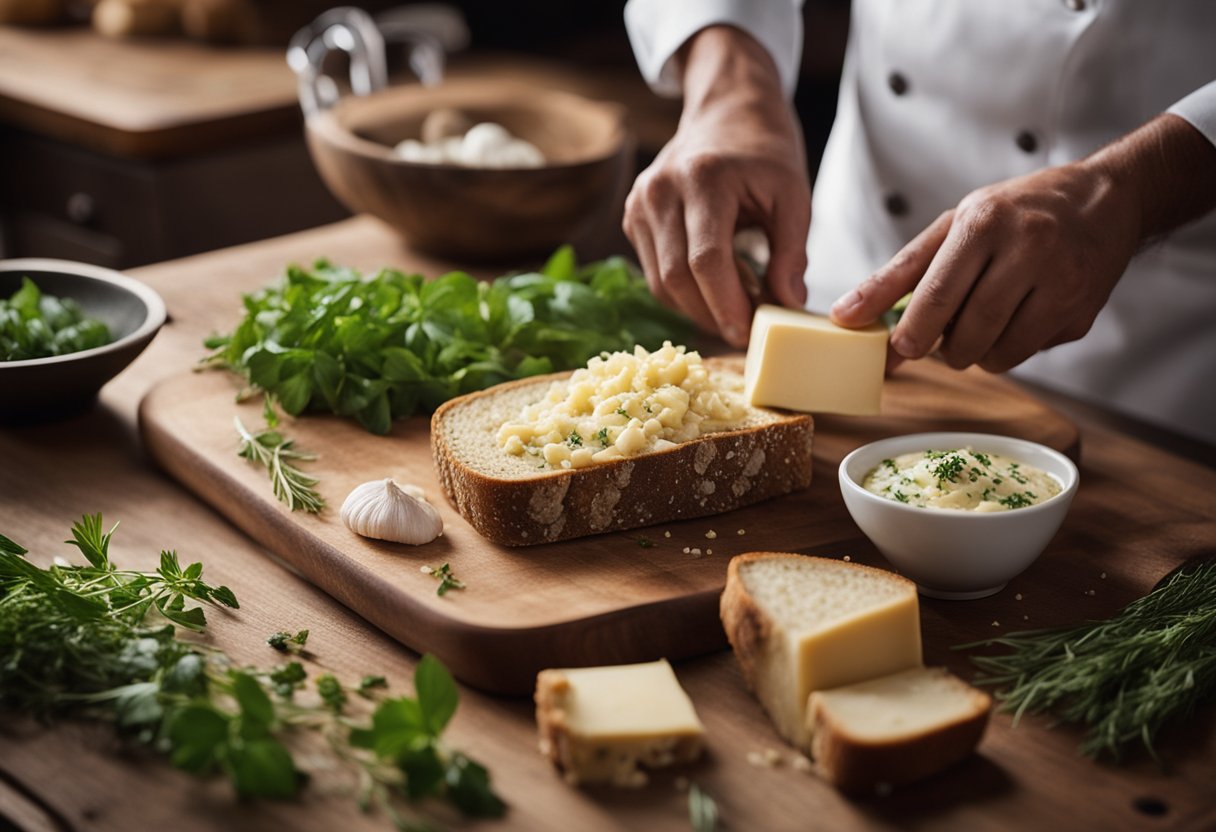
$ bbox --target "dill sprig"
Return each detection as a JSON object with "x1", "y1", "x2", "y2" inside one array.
[
  {"x1": 234, "y1": 417, "x2": 325, "y2": 513},
  {"x1": 960, "y1": 561, "x2": 1216, "y2": 759}
]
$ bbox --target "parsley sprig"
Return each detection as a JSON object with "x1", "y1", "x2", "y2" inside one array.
[
  {"x1": 203, "y1": 247, "x2": 692, "y2": 436},
  {"x1": 0, "y1": 515, "x2": 504, "y2": 823}
]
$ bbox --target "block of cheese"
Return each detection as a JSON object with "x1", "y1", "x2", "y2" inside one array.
[
  {"x1": 808, "y1": 667, "x2": 992, "y2": 793},
  {"x1": 744, "y1": 305, "x2": 888, "y2": 415},
  {"x1": 720, "y1": 553, "x2": 922, "y2": 749},
  {"x1": 534, "y1": 659, "x2": 705, "y2": 787}
]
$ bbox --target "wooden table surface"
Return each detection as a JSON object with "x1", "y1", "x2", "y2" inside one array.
[
  {"x1": 2, "y1": 217, "x2": 1215, "y2": 832},
  {"x1": 0, "y1": 27, "x2": 678, "y2": 160}
]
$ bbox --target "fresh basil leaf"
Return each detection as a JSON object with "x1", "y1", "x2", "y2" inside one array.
[
  {"x1": 414, "y1": 654, "x2": 458, "y2": 736},
  {"x1": 444, "y1": 752, "x2": 505, "y2": 818},
  {"x1": 168, "y1": 704, "x2": 230, "y2": 774},
  {"x1": 225, "y1": 737, "x2": 299, "y2": 799},
  {"x1": 231, "y1": 672, "x2": 275, "y2": 731}
]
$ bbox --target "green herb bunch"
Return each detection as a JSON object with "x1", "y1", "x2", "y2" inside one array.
[
  {"x1": 203, "y1": 247, "x2": 693, "y2": 435},
  {"x1": 0, "y1": 515, "x2": 504, "y2": 824},
  {"x1": 1, "y1": 277, "x2": 112, "y2": 361},
  {"x1": 962, "y1": 560, "x2": 1216, "y2": 759}
]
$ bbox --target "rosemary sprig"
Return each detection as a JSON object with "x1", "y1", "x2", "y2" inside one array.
[
  {"x1": 234, "y1": 417, "x2": 325, "y2": 513},
  {"x1": 960, "y1": 561, "x2": 1216, "y2": 759}
]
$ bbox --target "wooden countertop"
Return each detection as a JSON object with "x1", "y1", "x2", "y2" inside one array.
[
  {"x1": 1, "y1": 217, "x2": 1214, "y2": 831},
  {"x1": 0, "y1": 26, "x2": 677, "y2": 160}
]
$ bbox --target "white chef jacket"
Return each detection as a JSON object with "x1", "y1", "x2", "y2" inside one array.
[{"x1": 625, "y1": 0, "x2": 1216, "y2": 445}]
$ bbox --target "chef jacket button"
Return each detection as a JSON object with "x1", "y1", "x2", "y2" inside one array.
[
  {"x1": 884, "y1": 193, "x2": 909, "y2": 217},
  {"x1": 1063, "y1": 0, "x2": 1086, "y2": 10},
  {"x1": 1016, "y1": 130, "x2": 1039, "y2": 153},
  {"x1": 887, "y1": 71, "x2": 909, "y2": 96}
]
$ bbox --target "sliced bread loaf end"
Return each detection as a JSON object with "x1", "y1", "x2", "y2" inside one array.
[
  {"x1": 808, "y1": 666, "x2": 992, "y2": 793},
  {"x1": 431, "y1": 367, "x2": 813, "y2": 546}
]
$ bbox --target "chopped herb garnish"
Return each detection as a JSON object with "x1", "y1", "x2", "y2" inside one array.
[
  {"x1": 0, "y1": 277, "x2": 112, "y2": 361},
  {"x1": 425, "y1": 563, "x2": 465, "y2": 597},
  {"x1": 566, "y1": 431, "x2": 583, "y2": 448},
  {"x1": 267, "y1": 629, "x2": 309, "y2": 653},
  {"x1": 973, "y1": 451, "x2": 993, "y2": 467},
  {"x1": 998, "y1": 492, "x2": 1035, "y2": 509},
  {"x1": 969, "y1": 466, "x2": 982, "y2": 482},
  {"x1": 893, "y1": 490, "x2": 910, "y2": 504},
  {"x1": 931, "y1": 453, "x2": 966, "y2": 486},
  {"x1": 882, "y1": 458, "x2": 898, "y2": 472},
  {"x1": 595, "y1": 427, "x2": 610, "y2": 447},
  {"x1": 616, "y1": 407, "x2": 630, "y2": 418}
]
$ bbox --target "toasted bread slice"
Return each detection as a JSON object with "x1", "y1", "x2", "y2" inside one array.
[
  {"x1": 431, "y1": 364, "x2": 813, "y2": 546},
  {"x1": 720, "y1": 553, "x2": 922, "y2": 749},
  {"x1": 808, "y1": 667, "x2": 992, "y2": 793}
]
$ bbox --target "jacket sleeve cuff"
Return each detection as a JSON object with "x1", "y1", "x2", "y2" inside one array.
[
  {"x1": 624, "y1": 0, "x2": 803, "y2": 99},
  {"x1": 1167, "y1": 80, "x2": 1216, "y2": 147}
]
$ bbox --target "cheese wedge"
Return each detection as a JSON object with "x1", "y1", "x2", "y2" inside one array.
[
  {"x1": 720, "y1": 553, "x2": 922, "y2": 749},
  {"x1": 744, "y1": 305, "x2": 888, "y2": 415},
  {"x1": 535, "y1": 659, "x2": 705, "y2": 787},
  {"x1": 808, "y1": 667, "x2": 992, "y2": 793}
]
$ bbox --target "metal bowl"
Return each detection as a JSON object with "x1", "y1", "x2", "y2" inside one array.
[{"x1": 0, "y1": 258, "x2": 167, "y2": 422}]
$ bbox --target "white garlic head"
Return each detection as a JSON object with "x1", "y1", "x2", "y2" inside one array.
[{"x1": 340, "y1": 478, "x2": 443, "y2": 545}]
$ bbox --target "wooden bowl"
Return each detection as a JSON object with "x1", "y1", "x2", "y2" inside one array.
[
  {"x1": 304, "y1": 79, "x2": 632, "y2": 262},
  {"x1": 0, "y1": 259, "x2": 166, "y2": 422}
]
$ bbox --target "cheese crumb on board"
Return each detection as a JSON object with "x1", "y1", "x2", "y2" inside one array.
[
  {"x1": 534, "y1": 660, "x2": 705, "y2": 787},
  {"x1": 744, "y1": 305, "x2": 887, "y2": 415}
]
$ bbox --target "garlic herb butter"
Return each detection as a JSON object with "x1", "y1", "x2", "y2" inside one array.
[
  {"x1": 863, "y1": 449, "x2": 1061, "y2": 512},
  {"x1": 497, "y1": 342, "x2": 746, "y2": 469}
]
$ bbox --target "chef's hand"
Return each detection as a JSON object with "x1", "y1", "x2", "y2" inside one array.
[
  {"x1": 624, "y1": 25, "x2": 811, "y2": 348},
  {"x1": 830, "y1": 113, "x2": 1216, "y2": 373}
]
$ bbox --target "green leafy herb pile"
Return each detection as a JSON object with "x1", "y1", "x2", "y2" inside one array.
[
  {"x1": 1, "y1": 277, "x2": 112, "y2": 360},
  {"x1": 962, "y1": 560, "x2": 1216, "y2": 759},
  {"x1": 0, "y1": 515, "x2": 504, "y2": 824},
  {"x1": 202, "y1": 247, "x2": 694, "y2": 435}
]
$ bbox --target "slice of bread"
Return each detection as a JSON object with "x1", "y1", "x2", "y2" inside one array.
[
  {"x1": 431, "y1": 364, "x2": 813, "y2": 546},
  {"x1": 808, "y1": 667, "x2": 992, "y2": 793},
  {"x1": 720, "y1": 553, "x2": 922, "y2": 749}
]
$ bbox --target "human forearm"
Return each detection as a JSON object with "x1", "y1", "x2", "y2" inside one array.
[{"x1": 1083, "y1": 113, "x2": 1216, "y2": 245}]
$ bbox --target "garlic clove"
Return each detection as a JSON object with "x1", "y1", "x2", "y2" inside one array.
[{"x1": 340, "y1": 478, "x2": 443, "y2": 545}]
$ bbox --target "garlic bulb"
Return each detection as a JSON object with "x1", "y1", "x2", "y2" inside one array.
[{"x1": 340, "y1": 479, "x2": 443, "y2": 545}]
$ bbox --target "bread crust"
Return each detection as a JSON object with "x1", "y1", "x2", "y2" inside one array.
[
  {"x1": 431, "y1": 369, "x2": 813, "y2": 547},
  {"x1": 808, "y1": 683, "x2": 992, "y2": 794}
]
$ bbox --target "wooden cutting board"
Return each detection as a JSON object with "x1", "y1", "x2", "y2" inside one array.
[{"x1": 139, "y1": 358, "x2": 1078, "y2": 694}]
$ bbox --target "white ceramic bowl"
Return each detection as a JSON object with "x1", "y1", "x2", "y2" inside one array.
[{"x1": 838, "y1": 432, "x2": 1079, "y2": 600}]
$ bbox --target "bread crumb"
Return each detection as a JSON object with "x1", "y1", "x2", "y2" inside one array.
[
  {"x1": 674, "y1": 777, "x2": 689, "y2": 791},
  {"x1": 419, "y1": 565, "x2": 434, "y2": 574},
  {"x1": 690, "y1": 548, "x2": 702, "y2": 556},
  {"x1": 736, "y1": 528, "x2": 746, "y2": 535},
  {"x1": 1023, "y1": 615, "x2": 1030, "y2": 621},
  {"x1": 746, "y1": 751, "x2": 766, "y2": 767},
  {"x1": 791, "y1": 754, "x2": 813, "y2": 773},
  {"x1": 664, "y1": 531, "x2": 672, "y2": 538},
  {"x1": 842, "y1": 555, "x2": 851, "y2": 562},
  {"x1": 1084, "y1": 589, "x2": 1096, "y2": 597},
  {"x1": 705, "y1": 530, "x2": 717, "y2": 539},
  {"x1": 763, "y1": 748, "x2": 782, "y2": 766},
  {"x1": 682, "y1": 547, "x2": 690, "y2": 554},
  {"x1": 1015, "y1": 593, "x2": 1023, "y2": 601},
  {"x1": 747, "y1": 749, "x2": 781, "y2": 767},
  {"x1": 706, "y1": 549, "x2": 713, "y2": 555},
  {"x1": 1100, "y1": 572, "x2": 1107, "y2": 579},
  {"x1": 991, "y1": 620, "x2": 1000, "y2": 627}
]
